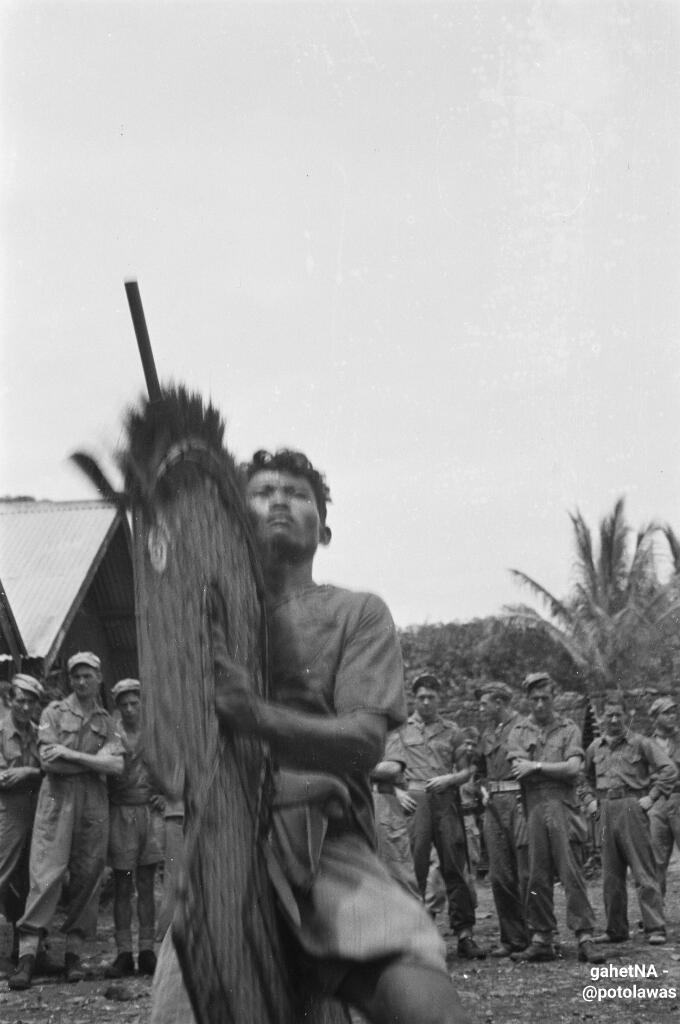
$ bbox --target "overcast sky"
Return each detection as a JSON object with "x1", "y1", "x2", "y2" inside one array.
[{"x1": 2, "y1": 1, "x2": 679, "y2": 627}]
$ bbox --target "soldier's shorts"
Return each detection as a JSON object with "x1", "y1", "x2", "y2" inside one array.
[{"x1": 109, "y1": 804, "x2": 165, "y2": 871}]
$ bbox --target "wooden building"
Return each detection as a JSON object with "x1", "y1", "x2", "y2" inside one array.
[{"x1": 0, "y1": 500, "x2": 137, "y2": 703}]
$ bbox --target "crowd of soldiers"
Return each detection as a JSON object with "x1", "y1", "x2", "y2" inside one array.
[
  {"x1": 0, "y1": 652, "x2": 171, "y2": 990},
  {"x1": 370, "y1": 670, "x2": 680, "y2": 964},
  {"x1": 2, "y1": 656, "x2": 680, "y2": 997}
]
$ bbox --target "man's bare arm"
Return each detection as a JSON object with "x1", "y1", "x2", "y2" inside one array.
[
  {"x1": 41, "y1": 742, "x2": 124, "y2": 777},
  {"x1": 214, "y1": 663, "x2": 386, "y2": 775},
  {"x1": 512, "y1": 754, "x2": 582, "y2": 781}
]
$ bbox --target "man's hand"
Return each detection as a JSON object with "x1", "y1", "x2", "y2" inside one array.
[
  {"x1": 638, "y1": 795, "x2": 653, "y2": 813},
  {"x1": 395, "y1": 788, "x2": 417, "y2": 814},
  {"x1": 41, "y1": 743, "x2": 74, "y2": 764},
  {"x1": 150, "y1": 794, "x2": 166, "y2": 812},
  {"x1": 0, "y1": 767, "x2": 35, "y2": 788},
  {"x1": 214, "y1": 657, "x2": 262, "y2": 733},
  {"x1": 511, "y1": 758, "x2": 539, "y2": 780},
  {"x1": 425, "y1": 774, "x2": 454, "y2": 794}
]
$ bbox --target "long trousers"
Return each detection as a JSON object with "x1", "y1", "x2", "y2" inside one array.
[
  {"x1": 649, "y1": 792, "x2": 680, "y2": 897},
  {"x1": 524, "y1": 792, "x2": 595, "y2": 937},
  {"x1": 483, "y1": 792, "x2": 529, "y2": 950},
  {"x1": 406, "y1": 789, "x2": 475, "y2": 935},
  {"x1": 599, "y1": 797, "x2": 665, "y2": 938}
]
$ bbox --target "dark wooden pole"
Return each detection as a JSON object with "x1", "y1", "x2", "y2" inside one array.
[{"x1": 124, "y1": 280, "x2": 163, "y2": 403}]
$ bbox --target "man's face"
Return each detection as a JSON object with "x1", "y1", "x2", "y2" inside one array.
[
  {"x1": 414, "y1": 686, "x2": 439, "y2": 723},
  {"x1": 528, "y1": 683, "x2": 554, "y2": 725},
  {"x1": 603, "y1": 703, "x2": 627, "y2": 738},
  {"x1": 10, "y1": 688, "x2": 39, "y2": 726},
  {"x1": 69, "y1": 665, "x2": 101, "y2": 702},
  {"x1": 479, "y1": 694, "x2": 501, "y2": 725},
  {"x1": 656, "y1": 706, "x2": 678, "y2": 735},
  {"x1": 246, "y1": 469, "x2": 325, "y2": 563},
  {"x1": 117, "y1": 692, "x2": 141, "y2": 728}
]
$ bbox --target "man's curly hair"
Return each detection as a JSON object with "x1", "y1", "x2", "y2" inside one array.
[{"x1": 244, "y1": 449, "x2": 332, "y2": 525}]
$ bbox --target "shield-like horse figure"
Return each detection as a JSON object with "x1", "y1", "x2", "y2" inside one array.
[{"x1": 115, "y1": 387, "x2": 348, "y2": 1024}]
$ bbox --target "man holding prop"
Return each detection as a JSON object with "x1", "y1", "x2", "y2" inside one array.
[{"x1": 151, "y1": 448, "x2": 471, "y2": 1024}]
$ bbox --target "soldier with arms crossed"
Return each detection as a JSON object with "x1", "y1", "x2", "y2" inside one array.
[{"x1": 507, "y1": 672, "x2": 603, "y2": 965}]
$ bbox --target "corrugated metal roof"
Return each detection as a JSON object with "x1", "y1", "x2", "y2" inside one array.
[{"x1": 0, "y1": 501, "x2": 120, "y2": 657}]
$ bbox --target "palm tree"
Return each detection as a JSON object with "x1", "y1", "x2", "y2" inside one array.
[{"x1": 506, "y1": 497, "x2": 678, "y2": 692}]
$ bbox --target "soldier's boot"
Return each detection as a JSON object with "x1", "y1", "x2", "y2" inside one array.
[
  {"x1": 578, "y1": 939, "x2": 606, "y2": 964},
  {"x1": 8, "y1": 954, "x2": 35, "y2": 990},
  {"x1": 138, "y1": 949, "x2": 157, "y2": 976},
  {"x1": 64, "y1": 952, "x2": 86, "y2": 983},
  {"x1": 105, "y1": 951, "x2": 135, "y2": 978}
]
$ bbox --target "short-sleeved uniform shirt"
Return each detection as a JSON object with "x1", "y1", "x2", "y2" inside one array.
[
  {"x1": 507, "y1": 714, "x2": 583, "y2": 801},
  {"x1": 0, "y1": 715, "x2": 40, "y2": 775},
  {"x1": 652, "y1": 731, "x2": 680, "y2": 773},
  {"x1": 480, "y1": 711, "x2": 524, "y2": 782},
  {"x1": 109, "y1": 720, "x2": 156, "y2": 806},
  {"x1": 383, "y1": 729, "x2": 407, "y2": 769},
  {"x1": 507, "y1": 715, "x2": 583, "y2": 766},
  {"x1": 401, "y1": 713, "x2": 465, "y2": 785},
  {"x1": 38, "y1": 692, "x2": 123, "y2": 781},
  {"x1": 267, "y1": 584, "x2": 406, "y2": 847},
  {"x1": 585, "y1": 733, "x2": 677, "y2": 801}
]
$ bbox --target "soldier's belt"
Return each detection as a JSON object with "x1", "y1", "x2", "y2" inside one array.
[
  {"x1": 487, "y1": 780, "x2": 521, "y2": 794},
  {"x1": 597, "y1": 785, "x2": 648, "y2": 800}
]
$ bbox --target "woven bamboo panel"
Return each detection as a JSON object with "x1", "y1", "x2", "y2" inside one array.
[{"x1": 124, "y1": 396, "x2": 348, "y2": 1024}]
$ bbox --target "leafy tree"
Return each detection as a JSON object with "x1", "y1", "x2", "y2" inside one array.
[{"x1": 506, "y1": 497, "x2": 680, "y2": 692}]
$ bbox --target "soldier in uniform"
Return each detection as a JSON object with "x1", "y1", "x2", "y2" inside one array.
[
  {"x1": 648, "y1": 696, "x2": 680, "y2": 897},
  {"x1": 477, "y1": 680, "x2": 529, "y2": 957},
  {"x1": 400, "y1": 673, "x2": 486, "y2": 959},
  {"x1": 9, "y1": 652, "x2": 124, "y2": 990},
  {"x1": 0, "y1": 674, "x2": 43, "y2": 978},
  {"x1": 105, "y1": 678, "x2": 165, "y2": 979},
  {"x1": 584, "y1": 697, "x2": 675, "y2": 945},
  {"x1": 507, "y1": 672, "x2": 603, "y2": 965}
]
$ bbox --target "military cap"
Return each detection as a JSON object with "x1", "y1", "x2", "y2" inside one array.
[
  {"x1": 111, "y1": 678, "x2": 141, "y2": 702},
  {"x1": 412, "y1": 672, "x2": 441, "y2": 694},
  {"x1": 480, "y1": 681, "x2": 514, "y2": 703},
  {"x1": 649, "y1": 696, "x2": 678, "y2": 718},
  {"x1": 522, "y1": 671, "x2": 554, "y2": 694},
  {"x1": 67, "y1": 651, "x2": 101, "y2": 673},
  {"x1": 11, "y1": 673, "x2": 44, "y2": 700}
]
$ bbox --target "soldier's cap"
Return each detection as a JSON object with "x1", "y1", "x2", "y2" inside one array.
[
  {"x1": 522, "y1": 671, "x2": 554, "y2": 694},
  {"x1": 412, "y1": 673, "x2": 441, "y2": 694},
  {"x1": 11, "y1": 673, "x2": 44, "y2": 700},
  {"x1": 480, "y1": 681, "x2": 514, "y2": 703},
  {"x1": 462, "y1": 726, "x2": 480, "y2": 742},
  {"x1": 649, "y1": 696, "x2": 678, "y2": 718},
  {"x1": 67, "y1": 651, "x2": 101, "y2": 673},
  {"x1": 111, "y1": 678, "x2": 141, "y2": 701}
]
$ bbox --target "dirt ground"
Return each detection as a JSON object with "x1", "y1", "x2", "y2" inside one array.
[{"x1": 3, "y1": 861, "x2": 680, "y2": 1024}]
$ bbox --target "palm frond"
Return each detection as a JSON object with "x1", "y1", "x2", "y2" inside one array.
[
  {"x1": 662, "y1": 525, "x2": 680, "y2": 574},
  {"x1": 507, "y1": 569, "x2": 574, "y2": 627},
  {"x1": 502, "y1": 605, "x2": 590, "y2": 670},
  {"x1": 569, "y1": 509, "x2": 600, "y2": 604}
]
